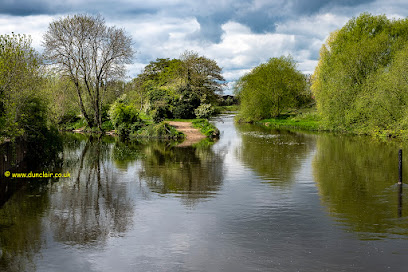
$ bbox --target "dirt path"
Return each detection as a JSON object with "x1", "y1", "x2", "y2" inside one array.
[{"x1": 167, "y1": 121, "x2": 206, "y2": 146}]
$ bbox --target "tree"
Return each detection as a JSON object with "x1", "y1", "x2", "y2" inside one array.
[
  {"x1": 235, "y1": 56, "x2": 307, "y2": 121},
  {"x1": 43, "y1": 14, "x2": 134, "y2": 130},
  {"x1": 311, "y1": 13, "x2": 408, "y2": 132},
  {"x1": 180, "y1": 51, "x2": 225, "y2": 102},
  {"x1": 0, "y1": 33, "x2": 44, "y2": 138},
  {"x1": 128, "y1": 54, "x2": 225, "y2": 120}
]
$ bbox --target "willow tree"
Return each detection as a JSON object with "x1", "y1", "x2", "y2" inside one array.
[
  {"x1": 43, "y1": 14, "x2": 133, "y2": 130},
  {"x1": 311, "y1": 13, "x2": 408, "y2": 132},
  {"x1": 235, "y1": 56, "x2": 306, "y2": 121}
]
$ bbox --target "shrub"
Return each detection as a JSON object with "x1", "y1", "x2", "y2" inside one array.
[
  {"x1": 173, "y1": 86, "x2": 200, "y2": 119},
  {"x1": 192, "y1": 119, "x2": 219, "y2": 138},
  {"x1": 133, "y1": 121, "x2": 184, "y2": 139},
  {"x1": 109, "y1": 95, "x2": 144, "y2": 137},
  {"x1": 194, "y1": 103, "x2": 214, "y2": 119}
]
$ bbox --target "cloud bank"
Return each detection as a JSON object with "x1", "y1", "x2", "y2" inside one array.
[{"x1": 0, "y1": 0, "x2": 407, "y2": 93}]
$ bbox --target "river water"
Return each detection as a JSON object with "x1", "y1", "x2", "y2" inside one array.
[{"x1": 1, "y1": 114, "x2": 408, "y2": 271}]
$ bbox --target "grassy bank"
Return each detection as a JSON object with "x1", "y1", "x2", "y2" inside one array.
[
  {"x1": 192, "y1": 119, "x2": 220, "y2": 138},
  {"x1": 214, "y1": 105, "x2": 239, "y2": 113},
  {"x1": 256, "y1": 109, "x2": 322, "y2": 131},
  {"x1": 131, "y1": 122, "x2": 184, "y2": 139},
  {"x1": 255, "y1": 109, "x2": 408, "y2": 140},
  {"x1": 165, "y1": 118, "x2": 220, "y2": 139}
]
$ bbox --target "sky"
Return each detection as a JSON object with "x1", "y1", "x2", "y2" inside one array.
[{"x1": 1, "y1": 0, "x2": 408, "y2": 93}]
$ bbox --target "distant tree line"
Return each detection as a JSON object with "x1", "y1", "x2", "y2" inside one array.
[
  {"x1": 235, "y1": 13, "x2": 408, "y2": 136},
  {"x1": 0, "y1": 14, "x2": 226, "y2": 140},
  {"x1": 4, "y1": 12, "x2": 404, "y2": 140}
]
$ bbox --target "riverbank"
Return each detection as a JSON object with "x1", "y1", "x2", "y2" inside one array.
[
  {"x1": 254, "y1": 109, "x2": 408, "y2": 140},
  {"x1": 248, "y1": 109, "x2": 322, "y2": 132},
  {"x1": 66, "y1": 118, "x2": 219, "y2": 144},
  {"x1": 167, "y1": 121, "x2": 206, "y2": 146}
]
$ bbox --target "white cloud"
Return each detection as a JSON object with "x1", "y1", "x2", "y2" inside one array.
[
  {"x1": 275, "y1": 13, "x2": 349, "y2": 39},
  {"x1": 204, "y1": 21, "x2": 296, "y2": 78},
  {"x1": 2, "y1": 2, "x2": 408, "y2": 91},
  {"x1": 0, "y1": 14, "x2": 56, "y2": 50}
]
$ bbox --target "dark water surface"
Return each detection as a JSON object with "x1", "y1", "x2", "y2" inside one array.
[{"x1": 1, "y1": 114, "x2": 408, "y2": 271}]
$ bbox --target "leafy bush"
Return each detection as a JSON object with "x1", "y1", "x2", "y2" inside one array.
[
  {"x1": 192, "y1": 119, "x2": 219, "y2": 138},
  {"x1": 194, "y1": 103, "x2": 214, "y2": 119},
  {"x1": 18, "y1": 96, "x2": 49, "y2": 138},
  {"x1": 133, "y1": 122, "x2": 184, "y2": 139},
  {"x1": 101, "y1": 120, "x2": 114, "y2": 131},
  {"x1": 152, "y1": 105, "x2": 172, "y2": 123},
  {"x1": 109, "y1": 95, "x2": 144, "y2": 137},
  {"x1": 173, "y1": 85, "x2": 200, "y2": 119}
]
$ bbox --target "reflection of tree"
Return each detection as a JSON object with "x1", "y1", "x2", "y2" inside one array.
[
  {"x1": 139, "y1": 141, "x2": 224, "y2": 206},
  {"x1": 236, "y1": 124, "x2": 316, "y2": 186},
  {"x1": 313, "y1": 135, "x2": 408, "y2": 238},
  {"x1": 49, "y1": 134, "x2": 134, "y2": 245},
  {"x1": 0, "y1": 188, "x2": 49, "y2": 272},
  {"x1": 111, "y1": 140, "x2": 144, "y2": 170},
  {"x1": 0, "y1": 133, "x2": 63, "y2": 271}
]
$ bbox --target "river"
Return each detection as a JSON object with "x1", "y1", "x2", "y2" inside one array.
[{"x1": 1, "y1": 114, "x2": 408, "y2": 271}]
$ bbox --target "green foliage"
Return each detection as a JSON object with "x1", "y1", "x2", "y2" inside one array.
[
  {"x1": 312, "y1": 13, "x2": 408, "y2": 134},
  {"x1": 18, "y1": 97, "x2": 48, "y2": 137},
  {"x1": 128, "y1": 52, "x2": 225, "y2": 120},
  {"x1": 109, "y1": 95, "x2": 144, "y2": 137},
  {"x1": 45, "y1": 76, "x2": 79, "y2": 126},
  {"x1": 259, "y1": 110, "x2": 321, "y2": 131},
  {"x1": 134, "y1": 122, "x2": 184, "y2": 139},
  {"x1": 148, "y1": 88, "x2": 175, "y2": 122},
  {"x1": 101, "y1": 120, "x2": 114, "y2": 131},
  {"x1": 194, "y1": 103, "x2": 215, "y2": 119},
  {"x1": 180, "y1": 51, "x2": 226, "y2": 102},
  {"x1": 235, "y1": 56, "x2": 307, "y2": 122},
  {"x1": 192, "y1": 119, "x2": 220, "y2": 138},
  {"x1": 64, "y1": 118, "x2": 88, "y2": 130},
  {"x1": 0, "y1": 33, "x2": 43, "y2": 138},
  {"x1": 172, "y1": 85, "x2": 201, "y2": 119}
]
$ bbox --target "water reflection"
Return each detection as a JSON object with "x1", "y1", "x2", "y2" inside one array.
[
  {"x1": 235, "y1": 124, "x2": 316, "y2": 186},
  {"x1": 0, "y1": 133, "x2": 63, "y2": 272},
  {"x1": 313, "y1": 134, "x2": 408, "y2": 239},
  {"x1": 139, "y1": 140, "x2": 224, "y2": 206},
  {"x1": 49, "y1": 134, "x2": 134, "y2": 245}
]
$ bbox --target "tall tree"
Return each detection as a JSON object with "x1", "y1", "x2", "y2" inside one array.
[
  {"x1": 311, "y1": 13, "x2": 408, "y2": 132},
  {"x1": 235, "y1": 56, "x2": 307, "y2": 121},
  {"x1": 0, "y1": 33, "x2": 43, "y2": 137},
  {"x1": 43, "y1": 14, "x2": 133, "y2": 130},
  {"x1": 180, "y1": 51, "x2": 225, "y2": 101}
]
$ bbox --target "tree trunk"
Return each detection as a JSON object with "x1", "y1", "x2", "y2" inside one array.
[{"x1": 74, "y1": 80, "x2": 94, "y2": 128}]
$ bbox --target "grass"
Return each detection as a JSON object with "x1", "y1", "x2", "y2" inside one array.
[
  {"x1": 164, "y1": 118, "x2": 220, "y2": 138},
  {"x1": 192, "y1": 119, "x2": 220, "y2": 138},
  {"x1": 214, "y1": 105, "x2": 240, "y2": 113},
  {"x1": 257, "y1": 109, "x2": 322, "y2": 131},
  {"x1": 131, "y1": 121, "x2": 185, "y2": 139}
]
